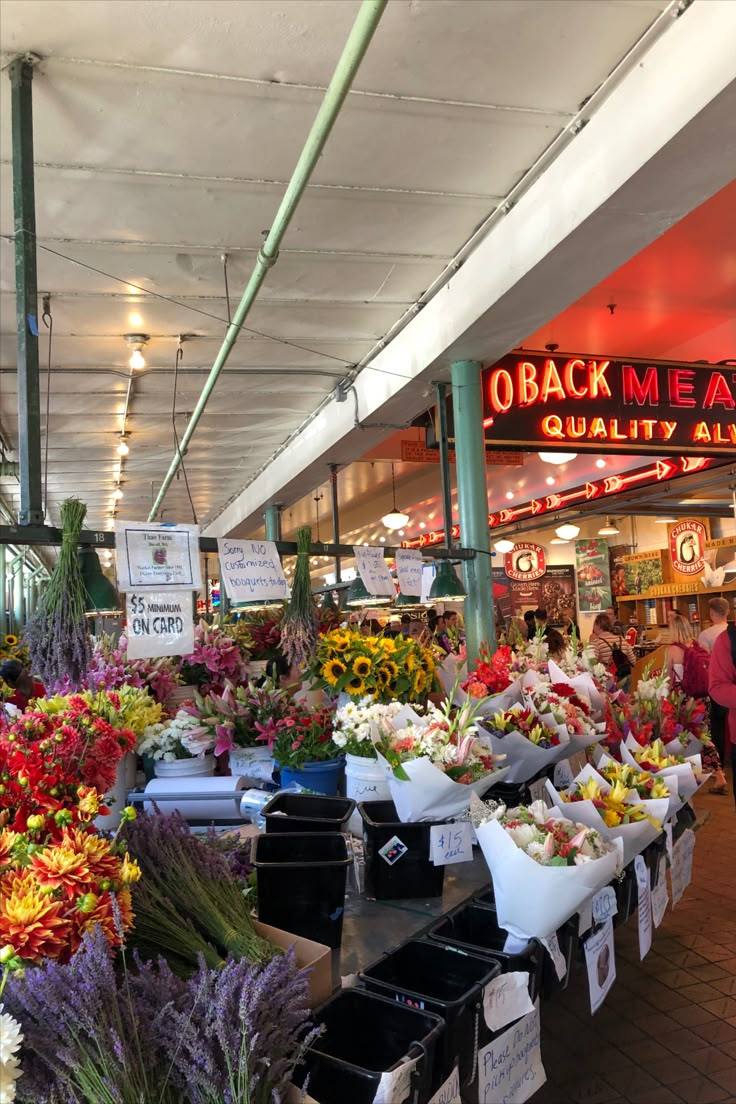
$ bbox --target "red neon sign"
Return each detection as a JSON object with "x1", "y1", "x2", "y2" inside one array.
[{"x1": 400, "y1": 456, "x2": 716, "y2": 549}]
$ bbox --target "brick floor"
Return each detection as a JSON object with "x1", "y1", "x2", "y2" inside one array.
[{"x1": 533, "y1": 776, "x2": 736, "y2": 1104}]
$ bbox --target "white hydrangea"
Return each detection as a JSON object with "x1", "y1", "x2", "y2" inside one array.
[{"x1": 505, "y1": 823, "x2": 538, "y2": 849}]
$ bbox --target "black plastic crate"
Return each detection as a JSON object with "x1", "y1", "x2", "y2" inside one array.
[
  {"x1": 360, "y1": 938, "x2": 501, "y2": 1095},
  {"x1": 359, "y1": 800, "x2": 446, "y2": 900},
  {"x1": 298, "y1": 987, "x2": 444, "y2": 1104},
  {"x1": 429, "y1": 901, "x2": 543, "y2": 1004},
  {"x1": 262, "y1": 792, "x2": 355, "y2": 834},
  {"x1": 252, "y1": 831, "x2": 351, "y2": 948}
]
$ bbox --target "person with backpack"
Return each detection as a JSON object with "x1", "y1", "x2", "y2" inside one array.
[
  {"x1": 709, "y1": 624, "x2": 736, "y2": 808},
  {"x1": 667, "y1": 611, "x2": 729, "y2": 795},
  {"x1": 591, "y1": 613, "x2": 635, "y2": 686}
]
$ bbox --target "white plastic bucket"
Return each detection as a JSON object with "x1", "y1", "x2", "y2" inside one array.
[
  {"x1": 229, "y1": 745, "x2": 275, "y2": 784},
  {"x1": 345, "y1": 753, "x2": 391, "y2": 835},
  {"x1": 95, "y1": 750, "x2": 137, "y2": 831},
  {"x1": 154, "y1": 754, "x2": 216, "y2": 778}
]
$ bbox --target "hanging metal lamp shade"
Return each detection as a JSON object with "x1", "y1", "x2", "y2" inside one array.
[
  {"x1": 346, "y1": 576, "x2": 386, "y2": 607},
  {"x1": 394, "y1": 589, "x2": 424, "y2": 608},
  {"x1": 428, "y1": 561, "x2": 466, "y2": 601},
  {"x1": 381, "y1": 464, "x2": 409, "y2": 530},
  {"x1": 79, "y1": 548, "x2": 120, "y2": 612}
]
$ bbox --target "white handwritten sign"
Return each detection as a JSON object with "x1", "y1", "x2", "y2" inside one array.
[
  {"x1": 541, "y1": 933, "x2": 567, "y2": 982},
  {"x1": 126, "y1": 592, "x2": 194, "y2": 659},
  {"x1": 428, "y1": 1066, "x2": 460, "y2": 1104},
  {"x1": 375, "y1": 1057, "x2": 416, "y2": 1104},
  {"x1": 353, "y1": 545, "x2": 395, "y2": 597},
  {"x1": 116, "y1": 521, "x2": 201, "y2": 592},
  {"x1": 528, "y1": 777, "x2": 549, "y2": 805},
  {"x1": 217, "y1": 538, "x2": 289, "y2": 602},
  {"x1": 584, "y1": 919, "x2": 616, "y2": 1014},
  {"x1": 553, "y1": 759, "x2": 575, "y2": 789},
  {"x1": 664, "y1": 819, "x2": 674, "y2": 865},
  {"x1": 421, "y1": 562, "x2": 436, "y2": 604},
  {"x1": 483, "y1": 971, "x2": 534, "y2": 1032},
  {"x1": 395, "y1": 548, "x2": 423, "y2": 597},
  {"x1": 634, "y1": 855, "x2": 652, "y2": 959},
  {"x1": 478, "y1": 1002, "x2": 546, "y2": 1104},
  {"x1": 591, "y1": 886, "x2": 618, "y2": 926},
  {"x1": 430, "y1": 822, "x2": 473, "y2": 866},
  {"x1": 671, "y1": 829, "x2": 696, "y2": 907},
  {"x1": 651, "y1": 855, "x2": 669, "y2": 927}
]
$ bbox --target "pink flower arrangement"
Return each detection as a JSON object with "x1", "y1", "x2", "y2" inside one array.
[
  {"x1": 81, "y1": 633, "x2": 180, "y2": 703},
  {"x1": 178, "y1": 621, "x2": 250, "y2": 695}
]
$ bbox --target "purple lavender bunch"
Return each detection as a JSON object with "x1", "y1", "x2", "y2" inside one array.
[
  {"x1": 4, "y1": 927, "x2": 184, "y2": 1104},
  {"x1": 155, "y1": 949, "x2": 319, "y2": 1104}
]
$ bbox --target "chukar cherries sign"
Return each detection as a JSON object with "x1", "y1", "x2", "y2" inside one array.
[
  {"x1": 668, "y1": 521, "x2": 707, "y2": 576},
  {"x1": 504, "y1": 543, "x2": 545, "y2": 582}
]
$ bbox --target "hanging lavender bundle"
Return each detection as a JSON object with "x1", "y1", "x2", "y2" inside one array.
[
  {"x1": 280, "y1": 525, "x2": 318, "y2": 669},
  {"x1": 24, "y1": 497, "x2": 91, "y2": 690}
]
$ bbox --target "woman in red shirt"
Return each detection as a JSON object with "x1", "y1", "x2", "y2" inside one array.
[
  {"x1": 709, "y1": 626, "x2": 736, "y2": 809},
  {"x1": 0, "y1": 659, "x2": 45, "y2": 711}
]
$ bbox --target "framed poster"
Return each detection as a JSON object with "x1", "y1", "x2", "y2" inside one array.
[
  {"x1": 115, "y1": 521, "x2": 202, "y2": 592},
  {"x1": 575, "y1": 538, "x2": 612, "y2": 612},
  {"x1": 492, "y1": 565, "x2": 576, "y2": 624}
]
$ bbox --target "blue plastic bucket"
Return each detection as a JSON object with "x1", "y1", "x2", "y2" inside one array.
[{"x1": 279, "y1": 757, "x2": 344, "y2": 796}]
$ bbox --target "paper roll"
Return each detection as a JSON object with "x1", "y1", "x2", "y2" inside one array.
[{"x1": 144, "y1": 775, "x2": 248, "y2": 822}]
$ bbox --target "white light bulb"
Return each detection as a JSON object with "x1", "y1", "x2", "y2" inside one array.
[
  {"x1": 129, "y1": 348, "x2": 146, "y2": 371},
  {"x1": 419, "y1": 522, "x2": 426, "y2": 530},
  {"x1": 505, "y1": 491, "x2": 514, "y2": 501},
  {"x1": 117, "y1": 439, "x2": 130, "y2": 457},
  {"x1": 538, "y1": 452, "x2": 578, "y2": 465},
  {"x1": 595, "y1": 459, "x2": 606, "y2": 469},
  {"x1": 545, "y1": 476, "x2": 555, "y2": 486},
  {"x1": 555, "y1": 524, "x2": 580, "y2": 540},
  {"x1": 113, "y1": 487, "x2": 123, "y2": 500}
]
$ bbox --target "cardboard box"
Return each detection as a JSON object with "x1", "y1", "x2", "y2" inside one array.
[{"x1": 253, "y1": 919, "x2": 333, "y2": 1008}]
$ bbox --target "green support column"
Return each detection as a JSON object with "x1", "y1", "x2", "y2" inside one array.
[
  {"x1": 435, "y1": 382, "x2": 454, "y2": 547},
  {"x1": 0, "y1": 545, "x2": 5, "y2": 635},
  {"x1": 451, "y1": 359, "x2": 495, "y2": 664},
  {"x1": 9, "y1": 58, "x2": 44, "y2": 526},
  {"x1": 264, "y1": 505, "x2": 282, "y2": 542}
]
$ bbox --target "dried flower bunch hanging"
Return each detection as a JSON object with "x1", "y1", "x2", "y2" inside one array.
[
  {"x1": 24, "y1": 497, "x2": 91, "y2": 690},
  {"x1": 280, "y1": 525, "x2": 318, "y2": 669}
]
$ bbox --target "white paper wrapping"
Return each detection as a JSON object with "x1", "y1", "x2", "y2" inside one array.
[
  {"x1": 478, "y1": 723, "x2": 572, "y2": 784},
  {"x1": 547, "y1": 659, "x2": 606, "y2": 718},
  {"x1": 376, "y1": 752, "x2": 509, "y2": 823},
  {"x1": 545, "y1": 764, "x2": 669, "y2": 867},
  {"x1": 595, "y1": 749, "x2": 682, "y2": 820},
  {"x1": 665, "y1": 734, "x2": 705, "y2": 759},
  {"x1": 474, "y1": 809, "x2": 623, "y2": 939},
  {"x1": 619, "y1": 738, "x2": 699, "y2": 803},
  {"x1": 144, "y1": 775, "x2": 248, "y2": 821}
]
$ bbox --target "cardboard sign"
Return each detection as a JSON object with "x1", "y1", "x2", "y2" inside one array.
[
  {"x1": 430, "y1": 822, "x2": 473, "y2": 866},
  {"x1": 217, "y1": 538, "x2": 289, "y2": 603},
  {"x1": 671, "y1": 829, "x2": 696, "y2": 907},
  {"x1": 126, "y1": 592, "x2": 194, "y2": 659},
  {"x1": 353, "y1": 545, "x2": 395, "y2": 596},
  {"x1": 635, "y1": 855, "x2": 653, "y2": 959},
  {"x1": 584, "y1": 919, "x2": 616, "y2": 1014},
  {"x1": 483, "y1": 971, "x2": 534, "y2": 1032},
  {"x1": 116, "y1": 521, "x2": 201, "y2": 592},
  {"x1": 395, "y1": 548, "x2": 423, "y2": 597},
  {"x1": 478, "y1": 1002, "x2": 546, "y2": 1104},
  {"x1": 428, "y1": 1066, "x2": 460, "y2": 1104}
]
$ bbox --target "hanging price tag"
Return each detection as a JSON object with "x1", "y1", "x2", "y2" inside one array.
[{"x1": 634, "y1": 855, "x2": 653, "y2": 959}]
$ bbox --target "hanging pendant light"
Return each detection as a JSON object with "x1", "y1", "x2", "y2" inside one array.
[
  {"x1": 493, "y1": 539, "x2": 515, "y2": 554},
  {"x1": 429, "y1": 561, "x2": 466, "y2": 601},
  {"x1": 555, "y1": 523, "x2": 580, "y2": 541},
  {"x1": 395, "y1": 589, "x2": 424, "y2": 608},
  {"x1": 346, "y1": 576, "x2": 386, "y2": 607},
  {"x1": 539, "y1": 452, "x2": 578, "y2": 465},
  {"x1": 597, "y1": 518, "x2": 620, "y2": 536},
  {"x1": 381, "y1": 464, "x2": 409, "y2": 530}
]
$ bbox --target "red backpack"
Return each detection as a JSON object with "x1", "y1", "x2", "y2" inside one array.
[{"x1": 680, "y1": 640, "x2": 710, "y2": 698}]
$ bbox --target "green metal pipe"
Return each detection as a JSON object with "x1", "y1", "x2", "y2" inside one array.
[
  {"x1": 9, "y1": 57, "x2": 44, "y2": 526},
  {"x1": 0, "y1": 545, "x2": 5, "y2": 636},
  {"x1": 264, "y1": 505, "x2": 282, "y2": 542},
  {"x1": 451, "y1": 359, "x2": 495, "y2": 665},
  {"x1": 148, "y1": 0, "x2": 388, "y2": 522},
  {"x1": 435, "y1": 382, "x2": 454, "y2": 549}
]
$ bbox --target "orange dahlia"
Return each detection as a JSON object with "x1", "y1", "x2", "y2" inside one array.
[
  {"x1": 75, "y1": 888, "x2": 134, "y2": 948},
  {"x1": 60, "y1": 827, "x2": 120, "y2": 881},
  {"x1": 0, "y1": 869, "x2": 70, "y2": 961},
  {"x1": 0, "y1": 828, "x2": 20, "y2": 868},
  {"x1": 30, "y1": 845, "x2": 91, "y2": 898},
  {"x1": 75, "y1": 785, "x2": 102, "y2": 822}
]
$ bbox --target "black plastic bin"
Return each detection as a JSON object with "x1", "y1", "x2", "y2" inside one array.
[
  {"x1": 643, "y1": 833, "x2": 667, "y2": 884},
  {"x1": 297, "y1": 988, "x2": 444, "y2": 1104},
  {"x1": 475, "y1": 894, "x2": 577, "y2": 996},
  {"x1": 360, "y1": 938, "x2": 501, "y2": 1096},
  {"x1": 612, "y1": 866, "x2": 636, "y2": 928},
  {"x1": 429, "y1": 901, "x2": 543, "y2": 1004},
  {"x1": 252, "y1": 831, "x2": 351, "y2": 948},
  {"x1": 485, "y1": 780, "x2": 533, "y2": 807},
  {"x1": 359, "y1": 800, "x2": 446, "y2": 900},
  {"x1": 262, "y1": 792, "x2": 355, "y2": 834}
]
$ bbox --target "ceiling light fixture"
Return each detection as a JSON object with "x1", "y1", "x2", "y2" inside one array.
[
  {"x1": 124, "y1": 333, "x2": 149, "y2": 371},
  {"x1": 545, "y1": 476, "x2": 555, "y2": 486},
  {"x1": 597, "y1": 517, "x2": 620, "y2": 536},
  {"x1": 429, "y1": 561, "x2": 466, "y2": 601},
  {"x1": 555, "y1": 523, "x2": 580, "y2": 540},
  {"x1": 654, "y1": 516, "x2": 678, "y2": 524},
  {"x1": 493, "y1": 539, "x2": 515, "y2": 554},
  {"x1": 505, "y1": 491, "x2": 514, "y2": 501},
  {"x1": 381, "y1": 463, "x2": 409, "y2": 530},
  {"x1": 595, "y1": 459, "x2": 607, "y2": 469},
  {"x1": 117, "y1": 433, "x2": 130, "y2": 457},
  {"x1": 539, "y1": 452, "x2": 578, "y2": 465},
  {"x1": 346, "y1": 576, "x2": 386, "y2": 608},
  {"x1": 550, "y1": 537, "x2": 570, "y2": 545},
  {"x1": 112, "y1": 486, "x2": 124, "y2": 501}
]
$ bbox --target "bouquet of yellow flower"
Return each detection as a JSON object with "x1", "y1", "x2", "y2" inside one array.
[
  {"x1": 35, "y1": 685, "x2": 163, "y2": 739},
  {"x1": 595, "y1": 759, "x2": 671, "y2": 801},
  {"x1": 309, "y1": 627, "x2": 437, "y2": 704},
  {"x1": 560, "y1": 776, "x2": 660, "y2": 829}
]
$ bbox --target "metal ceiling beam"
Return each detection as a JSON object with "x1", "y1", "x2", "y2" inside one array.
[
  {"x1": 9, "y1": 55, "x2": 43, "y2": 526},
  {"x1": 147, "y1": 0, "x2": 388, "y2": 523}
]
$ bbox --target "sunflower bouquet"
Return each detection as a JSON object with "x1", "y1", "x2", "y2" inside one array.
[{"x1": 309, "y1": 627, "x2": 437, "y2": 704}]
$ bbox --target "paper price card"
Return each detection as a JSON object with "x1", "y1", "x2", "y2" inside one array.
[
  {"x1": 591, "y1": 886, "x2": 618, "y2": 926},
  {"x1": 634, "y1": 855, "x2": 653, "y2": 960},
  {"x1": 115, "y1": 521, "x2": 201, "y2": 592},
  {"x1": 126, "y1": 592, "x2": 194, "y2": 659},
  {"x1": 483, "y1": 971, "x2": 534, "y2": 1032},
  {"x1": 553, "y1": 759, "x2": 575, "y2": 790},
  {"x1": 664, "y1": 819, "x2": 674, "y2": 865},
  {"x1": 395, "y1": 548, "x2": 423, "y2": 597},
  {"x1": 584, "y1": 919, "x2": 616, "y2": 1014},
  {"x1": 541, "y1": 933, "x2": 567, "y2": 982},
  {"x1": 375, "y1": 1057, "x2": 416, "y2": 1104},
  {"x1": 478, "y1": 1001, "x2": 546, "y2": 1104},
  {"x1": 428, "y1": 1066, "x2": 460, "y2": 1104},
  {"x1": 429, "y1": 822, "x2": 473, "y2": 866},
  {"x1": 353, "y1": 545, "x2": 395, "y2": 596},
  {"x1": 217, "y1": 539, "x2": 289, "y2": 602},
  {"x1": 671, "y1": 828, "x2": 695, "y2": 907},
  {"x1": 651, "y1": 855, "x2": 669, "y2": 927}
]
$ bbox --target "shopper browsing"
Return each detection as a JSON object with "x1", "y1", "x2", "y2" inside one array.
[
  {"x1": 0, "y1": 658, "x2": 45, "y2": 711},
  {"x1": 590, "y1": 613, "x2": 635, "y2": 685},
  {"x1": 699, "y1": 599, "x2": 731, "y2": 791},
  {"x1": 709, "y1": 625, "x2": 736, "y2": 807},
  {"x1": 698, "y1": 597, "x2": 730, "y2": 653}
]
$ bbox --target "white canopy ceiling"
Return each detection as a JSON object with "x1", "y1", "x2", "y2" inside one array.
[{"x1": 1, "y1": 0, "x2": 695, "y2": 531}]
